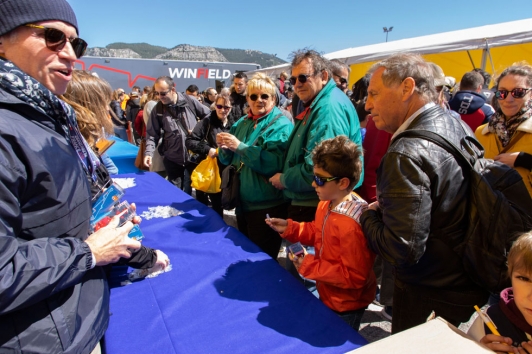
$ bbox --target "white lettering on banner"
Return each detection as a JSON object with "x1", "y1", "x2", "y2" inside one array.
[
  {"x1": 458, "y1": 95, "x2": 474, "y2": 114},
  {"x1": 168, "y1": 67, "x2": 233, "y2": 80},
  {"x1": 169, "y1": 68, "x2": 185, "y2": 78},
  {"x1": 187, "y1": 69, "x2": 197, "y2": 79}
]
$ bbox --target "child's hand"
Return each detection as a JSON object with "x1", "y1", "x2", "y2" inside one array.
[
  {"x1": 265, "y1": 217, "x2": 288, "y2": 234},
  {"x1": 480, "y1": 334, "x2": 516, "y2": 353},
  {"x1": 518, "y1": 341, "x2": 532, "y2": 354},
  {"x1": 289, "y1": 248, "x2": 308, "y2": 270}
]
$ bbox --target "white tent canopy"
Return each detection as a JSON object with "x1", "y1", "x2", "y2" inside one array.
[{"x1": 250, "y1": 18, "x2": 532, "y2": 79}]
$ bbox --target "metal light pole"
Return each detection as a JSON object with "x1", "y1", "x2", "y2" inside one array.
[{"x1": 383, "y1": 26, "x2": 394, "y2": 42}]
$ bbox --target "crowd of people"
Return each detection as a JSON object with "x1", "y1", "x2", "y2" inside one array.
[{"x1": 1, "y1": 0, "x2": 532, "y2": 353}]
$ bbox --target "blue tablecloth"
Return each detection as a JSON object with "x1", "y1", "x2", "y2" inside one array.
[
  {"x1": 105, "y1": 172, "x2": 367, "y2": 354},
  {"x1": 106, "y1": 137, "x2": 140, "y2": 174}
]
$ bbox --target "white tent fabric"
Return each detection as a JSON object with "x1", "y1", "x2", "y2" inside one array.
[{"x1": 249, "y1": 18, "x2": 532, "y2": 76}]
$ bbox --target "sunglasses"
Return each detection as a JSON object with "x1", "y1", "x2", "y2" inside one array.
[
  {"x1": 249, "y1": 93, "x2": 270, "y2": 101},
  {"x1": 216, "y1": 104, "x2": 232, "y2": 110},
  {"x1": 313, "y1": 175, "x2": 340, "y2": 187},
  {"x1": 25, "y1": 24, "x2": 87, "y2": 58},
  {"x1": 289, "y1": 74, "x2": 314, "y2": 86},
  {"x1": 154, "y1": 90, "x2": 171, "y2": 97},
  {"x1": 495, "y1": 88, "x2": 532, "y2": 100}
]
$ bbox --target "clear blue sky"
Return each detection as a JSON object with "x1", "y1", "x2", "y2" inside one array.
[{"x1": 67, "y1": 0, "x2": 532, "y2": 63}]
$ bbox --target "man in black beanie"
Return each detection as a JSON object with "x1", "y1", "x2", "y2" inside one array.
[{"x1": 0, "y1": 1, "x2": 142, "y2": 353}]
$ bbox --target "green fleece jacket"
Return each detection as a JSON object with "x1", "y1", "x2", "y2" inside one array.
[
  {"x1": 218, "y1": 106, "x2": 293, "y2": 212},
  {"x1": 281, "y1": 80, "x2": 364, "y2": 206}
]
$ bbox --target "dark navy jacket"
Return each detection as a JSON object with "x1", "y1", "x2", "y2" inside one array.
[
  {"x1": 0, "y1": 89, "x2": 107, "y2": 354},
  {"x1": 449, "y1": 91, "x2": 495, "y2": 132}
]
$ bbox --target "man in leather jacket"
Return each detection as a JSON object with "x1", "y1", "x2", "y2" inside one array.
[{"x1": 360, "y1": 53, "x2": 489, "y2": 334}]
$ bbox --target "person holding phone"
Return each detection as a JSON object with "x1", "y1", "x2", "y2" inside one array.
[{"x1": 266, "y1": 136, "x2": 376, "y2": 331}]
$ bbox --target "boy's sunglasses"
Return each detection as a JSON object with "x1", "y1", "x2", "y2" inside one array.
[
  {"x1": 313, "y1": 175, "x2": 340, "y2": 187},
  {"x1": 249, "y1": 93, "x2": 270, "y2": 101},
  {"x1": 25, "y1": 24, "x2": 87, "y2": 59},
  {"x1": 495, "y1": 88, "x2": 532, "y2": 100},
  {"x1": 289, "y1": 74, "x2": 314, "y2": 86},
  {"x1": 216, "y1": 104, "x2": 232, "y2": 110}
]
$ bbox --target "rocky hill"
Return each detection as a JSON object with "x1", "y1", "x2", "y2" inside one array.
[{"x1": 85, "y1": 43, "x2": 286, "y2": 68}]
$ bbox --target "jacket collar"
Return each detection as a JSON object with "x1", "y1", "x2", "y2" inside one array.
[
  {"x1": 330, "y1": 192, "x2": 368, "y2": 225},
  {"x1": 309, "y1": 80, "x2": 337, "y2": 110}
]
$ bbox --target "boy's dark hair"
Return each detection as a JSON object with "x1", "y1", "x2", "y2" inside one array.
[
  {"x1": 233, "y1": 72, "x2": 248, "y2": 82},
  {"x1": 312, "y1": 135, "x2": 362, "y2": 190}
]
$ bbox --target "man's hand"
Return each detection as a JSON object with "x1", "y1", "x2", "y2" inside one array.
[
  {"x1": 144, "y1": 155, "x2": 152, "y2": 168},
  {"x1": 265, "y1": 217, "x2": 288, "y2": 234},
  {"x1": 153, "y1": 249, "x2": 170, "y2": 271},
  {"x1": 367, "y1": 201, "x2": 380, "y2": 211},
  {"x1": 494, "y1": 152, "x2": 519, "y2": 168},
  {"x1": 269, "y1": 173, "x2": 285, "y2": 190},
  {"x1": 85, "y1": 216, "x2": 141, "y2": 266}
]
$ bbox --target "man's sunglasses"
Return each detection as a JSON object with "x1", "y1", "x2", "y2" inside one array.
[
  {"x1": 154, "y1": 90, "x2": 171, "y2": 96},
  {"x1": 337, "y1": 77, "x2": 348, "y2": 85},
  {"x1": 249, "y1": 93, "x2": 270, "y2": 101},
  {"x1": 289, "y1": 74, "x2": 314, "y2": 86},
  {"x1": 495, "y1": 88, "x2": 532, "y2": 100},
  {"x1": 313, "y1": 175, "x2": 340, "y2": 187},
  {"x1": 25, "y1": 24, "x2": 87, "y2": 58},
  {"x1": 216, "y1": 104, "x2": 232, "y2": 110}
]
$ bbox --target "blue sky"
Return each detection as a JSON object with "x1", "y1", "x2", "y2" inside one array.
[{"x1": 67, "y1": 0, "x2": 532, "y2": 62}]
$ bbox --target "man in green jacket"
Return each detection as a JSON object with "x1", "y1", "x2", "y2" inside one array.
[{"x1": 270, "y1": 49, "x2": 364, "y2": 222}]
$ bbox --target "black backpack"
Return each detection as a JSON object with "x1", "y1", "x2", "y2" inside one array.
[{"x1": 395, "y1": 129, "x2": 532, "y2": 294}]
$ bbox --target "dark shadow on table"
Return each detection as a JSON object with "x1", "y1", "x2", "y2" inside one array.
[{"x1": 213, "y1": 259, "x2": 360, "y2": 348}]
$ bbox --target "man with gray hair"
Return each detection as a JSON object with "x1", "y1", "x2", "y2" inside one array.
[
  {"x1": 360, "y1": 53, "x2": 488, "y2": 333},
  {"x1": 329, "y1": 58, "x2": 351, "y2": 95}
]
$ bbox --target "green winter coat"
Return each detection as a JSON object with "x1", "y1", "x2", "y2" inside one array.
[
  {"x1": 218, "y1": 106, "x2": 293, "y2": 212},
  {"x1": 281, "y1": 80, "x2": 364, "y2": 206}
]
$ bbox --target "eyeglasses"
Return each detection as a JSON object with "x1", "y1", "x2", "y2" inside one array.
[
  {"x1": 495, "y1": 88, "x2": 532, "y2": 100},
  {"x1": 249, "y1": 93, "x2": 270, "y2": 101},
  {"x1": 216, "y1": 104, "x2": 232, "y2": 110},
  {"x1": 25, "y1": 24, "x2": 87, "y2": 58},
  {"x1": 334, "y1": 74, "x2": 348, "y2": 85},
  {"x1": 154, "y1": 90, "x2": 171, "y2": 97},
  {"x1": 289, "y1": 73, "x2": 315, "y2": 86},
  {"x1": 313, "y1": 175, "x2": 340, "y2": 187}
]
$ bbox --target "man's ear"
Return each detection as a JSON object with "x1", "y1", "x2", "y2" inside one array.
[
  {"x1": 401, "y1": 77, "x2": 416, "y2": 101},
  {"x1": 0, "y1": 36, "x2": 5, "y2": 57},
  {"x1": 321, "y1": 70, "x2": 329, "y2": 85}
]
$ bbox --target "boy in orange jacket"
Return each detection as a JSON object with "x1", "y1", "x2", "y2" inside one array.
[{"x1": 266, "y1": 135, "x2": 376, "y2": 331}]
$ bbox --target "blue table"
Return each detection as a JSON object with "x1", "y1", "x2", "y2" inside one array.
[
  {"x1": 106, "y1": 137, "x2": 140, "y2": 174},
  {"x1": 105, "y1": 172, "x2": 367, "y2": 354}
]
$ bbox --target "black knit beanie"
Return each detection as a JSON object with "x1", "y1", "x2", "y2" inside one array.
[{"x1": 0, "y1": 0, "x2": 78, "y2": 36}]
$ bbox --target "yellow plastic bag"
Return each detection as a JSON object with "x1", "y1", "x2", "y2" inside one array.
[{"x1": 191, "y1": 156, "x2": 221, "y2": 193}]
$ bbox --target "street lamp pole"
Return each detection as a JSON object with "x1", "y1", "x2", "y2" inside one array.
[{"x1": 383, "y1": 26, "x2": 394, "y2": 42}]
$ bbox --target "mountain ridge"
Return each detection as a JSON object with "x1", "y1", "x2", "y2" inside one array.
[{"x1": 84, "y1": 43, "x2": 286, "y2": 68}]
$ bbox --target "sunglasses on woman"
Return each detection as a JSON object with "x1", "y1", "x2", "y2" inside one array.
[
  {"x1": 25, "y1": 24, "x2": 88, "y2": 59},
  {"x1": 289, "y1": 74, "x2": 314, "y2": 86},
  {"x1": 313, "y1": 175, "x2": 340, "y2": 187},
  {"x1": 249, "y1": 93, "x2": 270, "y2": 101},
  {"x1": 495, "y1": 88, "x2": 532, "y2": 100},
  {"x1": 216, "y1": 104, "x2": 232, "y2": 110}
]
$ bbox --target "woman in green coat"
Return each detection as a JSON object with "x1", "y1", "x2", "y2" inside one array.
[{"x1": 217, "y1": 73, "x2": 293, "y2": 258}]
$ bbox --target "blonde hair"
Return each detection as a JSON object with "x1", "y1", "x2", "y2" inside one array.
[
  {"x1": 247, "y1": 72, "x2": 276, "y2": 97},
  {"x1": 60, "y1": 70, "x2": 114, "y2": 148},
  {"x1": 507, "y1": 231, "x2": 532, "y2": 277}
]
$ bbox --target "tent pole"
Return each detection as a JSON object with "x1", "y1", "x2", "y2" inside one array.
[{"x1": 467, "y1": 50, "x2": 476, "y2": 69}]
